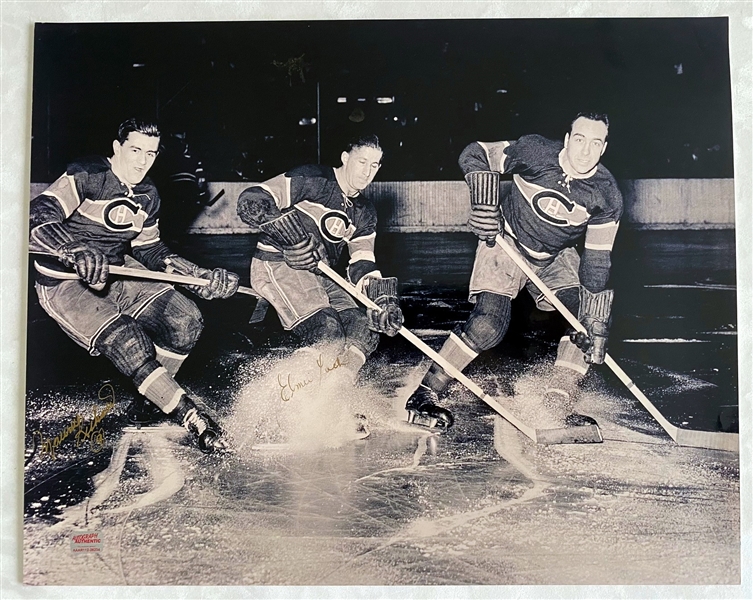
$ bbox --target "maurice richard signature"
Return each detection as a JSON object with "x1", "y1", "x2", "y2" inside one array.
[
  {"x1": 277, "y1": 353, "x2": 350, "y2": 402},
  {"x1": 33, "y1": 383, "x2": 117, "y2": 460}
]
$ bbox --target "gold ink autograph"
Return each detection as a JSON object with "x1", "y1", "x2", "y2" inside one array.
[
  {"x1": 277, "y1": 353, "x2": 351, "y2": 402},
  {"x1": 277, "y1": 373, "x2": 314, "y2": 402},
  {"x1": 33, "y1": 383, "x2": 117, "y2": 460}
]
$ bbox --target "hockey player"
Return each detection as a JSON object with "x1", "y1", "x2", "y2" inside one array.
[
  {"x1": 29, "y1": 118, "x2": 240, "y2": 453},
  {"x1": 236, "y1": 134, "x2": 403, "y2": 380},
  {"x1": 404, "y1": 113, "x2": 623, "y2": 430}
]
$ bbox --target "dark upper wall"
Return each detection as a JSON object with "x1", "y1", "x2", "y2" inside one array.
[{"x1": 31, "y1": 18, "x2": 734, "y2": 184}]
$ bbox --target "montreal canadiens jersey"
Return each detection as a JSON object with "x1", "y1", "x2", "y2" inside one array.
[
  {"x1": 29, "y1": 156, "x2": 172, "y2": 283},
  {"x1": 459, "y1": 134, "x2": 623, "y2": 264},
  {"x1": 239, "y1": 164, "x2": 381, "y2": 286}
]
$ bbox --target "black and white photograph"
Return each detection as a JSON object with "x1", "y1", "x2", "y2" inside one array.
[{"x1": 4, "y1": 3, "x2": 751, "y2": 595}]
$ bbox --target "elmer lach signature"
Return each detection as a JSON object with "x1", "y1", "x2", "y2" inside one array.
[
  {"x1": 277, "y1": 352, "x2": 349, "y2": 402},
  {"x1": 32, "y1": 383, "x2": 117, "y2": 461}
]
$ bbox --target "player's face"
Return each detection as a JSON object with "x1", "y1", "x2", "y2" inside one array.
[
  {"x1": 111, "y1": 132, "x2": 160, "y2": 186},
  {"x1": 340, "y1": 146, "x2": 383, "y2": 193},
  {"x1": 563, "y1": 117, "x2": 608, "y2": 175}
]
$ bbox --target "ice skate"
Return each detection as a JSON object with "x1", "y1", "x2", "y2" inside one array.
[
  {"x1": 171, "y1": 397, "x2": 228, "y2": 454},
  {"x1": 405, "y1": 384, "x2": 454, "y2": 431}
]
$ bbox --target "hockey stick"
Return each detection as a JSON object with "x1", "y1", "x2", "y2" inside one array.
[
  {"x1": 33, "y1": 260, "x2": 260, "y2": 298},
  {"x1": 494, "y1": 234, "x2": 739, "y2": 453},
  {"x1": 316, "y1": 261, "x2": 599, "y2": 444}
]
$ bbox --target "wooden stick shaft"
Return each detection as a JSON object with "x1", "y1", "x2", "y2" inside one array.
[
  {"x1": 494, "y1": 234, "x2": 738, "y2": 452},
  {"x1": 316, "y1": 261, "x2": 538, "y2": 442},
  {"x1": 34, "y1": 261, "x2": 258, "y2": 298}
]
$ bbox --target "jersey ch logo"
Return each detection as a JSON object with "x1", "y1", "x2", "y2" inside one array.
[
  {"x1": 531, "y1": 189, "x2": 588, "y2": 227},
  {"x1": 103, "y1": 197, "x2": 145, "y2": 231},
  {"x1": 319, "y1": 210, "x2": 352, "y2": 243}
]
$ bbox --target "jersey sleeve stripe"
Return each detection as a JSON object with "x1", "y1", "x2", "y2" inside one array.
[
  {"x1": 585, "y1": 221, "x2": 620, "y2": 251},
  {"x1": 348, "y1": 231, "x2": 376, "y2": 244},
  {"x1": 257, "y1": 242, "x2": 281, "y2": 253},
  {"x1": 477, "y1": 142, "x2": 493, "y2": 169},
  {"x1": 348, "y1": 250, "x2": 376, "y2": 264},
  {"x1": 131, "y1": 223, "x2": 161, "y2": 247}
]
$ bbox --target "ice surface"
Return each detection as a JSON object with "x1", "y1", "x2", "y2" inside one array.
[{"x1": 23, "y1": 352, "x2": 740, "y2": 586}]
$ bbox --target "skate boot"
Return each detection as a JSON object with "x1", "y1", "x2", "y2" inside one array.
[
  {"x1": 126, "y1": 396, "x2": 168, "y2": 427},
  {"x1": 405, "y1": 384, "x2": 454, "y2": 431},
  {"x1": 171, "y1": 397, "x2": 228, "y2": 454}
]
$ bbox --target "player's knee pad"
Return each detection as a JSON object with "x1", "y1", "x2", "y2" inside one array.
[
  {"x1": 461, "y1": 292, "x2": 511, "y2": 352},
  {"x1": 93, "y1": 315, "x2": 155, "y2": 377},
  {"x1": 137, "y1": 289, "x2": 204, "y2": 354},
  {"x1": 339, "y1": 307, "x2": 380, "y2": 358},
  {"x1": 292, "y1": 307, "x2": 345, "y2": 346},
  {"x1": 555, "y1": 286, "x2": 580, "y2": 317}
]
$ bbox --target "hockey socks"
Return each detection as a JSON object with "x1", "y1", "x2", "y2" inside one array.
[
  {"x1": 134, "y1": 360, "x2": 186, "y2": 414},
  {"x1": 155, "y1": 345, "x2": 188, "y2": 376},
  {"x1": 421, "y1": 332, "x2": 479, "y2": 394}
]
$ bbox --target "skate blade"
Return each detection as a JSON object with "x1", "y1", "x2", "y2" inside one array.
[
  {"x1": 123, "y1": 423, "x2": 182, "y2": 433},
  {"x1": 535, "y1": 424, "x2": 603, "y2": 444},
  {"x1": 405, "y1": 410, "x2": 449, "y2": 432}
]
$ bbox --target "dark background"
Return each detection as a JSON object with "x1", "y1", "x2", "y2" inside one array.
[{"x1": 31, "y1": 18, "x2": 733, "y2": 183}]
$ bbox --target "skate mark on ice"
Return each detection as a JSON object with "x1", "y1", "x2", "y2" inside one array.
[
  {"x1": 314, "y1": 425, "x2": 550, "y2": 584},
  {"x1": 351, "y1": 431, "x2": 436, "y2": 484},
  {"x1": 50, "y1": 430, "x2": 132, "y2": 530},
  {"x1": 105, "y1": 429, "x2": 185, "y2": 514},
  {"x1": 51, "y1": 427, "x2": 185, "y2": 528}
]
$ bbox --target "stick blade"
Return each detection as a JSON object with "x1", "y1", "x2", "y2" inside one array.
[
  {"x1": 674, "y1": 428, "x2": 739, "y2": 453},
  {"x1": 535, "y1": 424, "x2": 603, "y2": 445}
]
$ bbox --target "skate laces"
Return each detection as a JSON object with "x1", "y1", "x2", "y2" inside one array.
[{"x1": 182, "y1": 407, "x2": 207, "y2": 435}]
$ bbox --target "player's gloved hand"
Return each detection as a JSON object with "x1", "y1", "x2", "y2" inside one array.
[
  {"x1": 466, "y1": 170, "x2": 502, "y2": 247},
  {"x1": 282, "y1": 235, "x2": 322, "y2": 272},
  {"x1": 60, "y1": 241, "x2": 109, "y2": 291},
  {"x1": 30, "y1": 221, "x2": 110, "y2": 290},
  {"x1": 164, "y1": 255, "x2": 240, "y2": 299},
  {"x1": 569, "y1": 287, "x2": 614, "y2": 364},
  {"x1": 200, "y1": 268, "x2": 240, "y2": 299},
  {"x1": 365, "y1": 277, "x2": 404, "y2": 337},
  {"x1": 467, "y1": 205, "x2": 502, "y2": 245}
]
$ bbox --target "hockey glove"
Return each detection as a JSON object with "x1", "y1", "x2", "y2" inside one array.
[
  {"x1": 281, "y1": 235, "x2": 322, "y2": 272},
  {"x1": 467, "y1": 205, "x2": 503, "y2": 244},
  {"x1": 31, "y1": 221, "x2": 109, "y2": 290},
  {"x1": 365, "y1": 277, "x2": 404, "y2": 337},
  {"x1": 164, "y1": 255, "x2": 240, "y2": 300},
  {"x1": 569, "y1": 287, "x2": 614, "y2": 364},
  {"x1": 466, "y1": 170, "x2": 502, "y2": 247}
]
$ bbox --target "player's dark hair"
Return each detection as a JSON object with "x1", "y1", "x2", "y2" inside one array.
[
  {"x1": 345, "y1": 134, "x2": 382, "y2": 156},
  {"x1": 117, "y1": 118, "x2": 161, "y2": 144},
  {"x1": 570, "y1": 112, "x2": 609, "y2": 141}
]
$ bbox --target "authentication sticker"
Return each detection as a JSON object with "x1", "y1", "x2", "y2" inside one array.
[{"x1": 70, "y1": 531, "x2": 102, "y2": 553}]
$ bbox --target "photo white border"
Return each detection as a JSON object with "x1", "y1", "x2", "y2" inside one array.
[{"x1": 2, "y1": 2, "x2": 750, "y2": 599}]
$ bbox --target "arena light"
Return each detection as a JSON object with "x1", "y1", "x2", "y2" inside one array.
[
  {"x1": 376, "y1": 97, "x2": 395, "y2": 104},
  {"x1": 337, "y1": 97, "x2": 347, "y2": 103},
  {"x1": 298, "y1": 117, "x2": 317, "y2": 126},
  {"x1": 357, "y1": 98, "x2": 367, "y2": 102}
]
